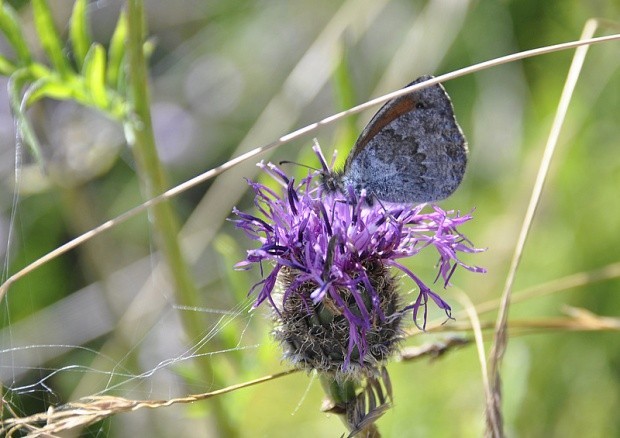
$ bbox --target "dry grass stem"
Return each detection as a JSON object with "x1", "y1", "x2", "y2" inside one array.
[
  {"x1": 0, "y1": 369, "x2": 298, "y2": 437},
  {"x1": 486, "y1": 19, "x2": 614, "y2": 437}
]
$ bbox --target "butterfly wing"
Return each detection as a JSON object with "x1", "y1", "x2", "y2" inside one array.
[{"x1": 341, "y1": 75, "x2": 468, "y2": 203}]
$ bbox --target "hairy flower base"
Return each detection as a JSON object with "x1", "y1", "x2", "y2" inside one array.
[{"x1": 274, "y1": 262, "x2": 402, "y2": 377}]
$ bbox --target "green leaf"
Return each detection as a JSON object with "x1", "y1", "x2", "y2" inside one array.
[
  {"x1": 28, "y1": 62, "x2": 52, "y2": 80},
  {"x1": 0, "y1": 2, "x2": 33, "y2": 65},
  {"x1": 0, "y1": 54, "x2": 16, "y2": 75},
  {"x1": 8, "y1": 69, "x2": 45, "y2": 167},
  {"x1": 106, "y1": 10, "x2": 127, "y2": 89},
  {"x1": 82, "y1": 43, "x2": 108, "y2": 108},
  {"x1": 69, "y1": 0, "x2": 91, "y2": 69},
  {"x1": 24, "y1": 75, "x2": 82, "y2": 105},
  {"x1": 32, "y1": 0, "x2": 71, "y2": 77}
]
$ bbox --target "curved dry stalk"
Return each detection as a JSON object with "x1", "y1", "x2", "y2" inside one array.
[
  {"x1": 486, "y1": 19, "x2": 616, "y2": 437},
  {"x1": 454, "y1": 290, "x2": 502, "y2": 436},
  {"x1": 1, "y1": 32, "x2": 619, "y2": 302},
  {"x1": 474, "y1": 261, "x2": 620, "y2": 318},
  {"x1": 432, "y1": 310, "x2": 620, "y2": 334},
  {"x1": 0, "y1": 368, "x2": 298, "y2": 437}
]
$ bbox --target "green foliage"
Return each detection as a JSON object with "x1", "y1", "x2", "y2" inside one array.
[
  {"x1": 69, "y1": 0, "x2": 91, "y2": 70},
  {"x1": 32, "y1": 0, "x2": 71, "y2": 78},
  {"x1": 82, "y1": 43, "x2": 109, "y2": 108},
  {"x1": 0, "y1": 2, "x2": 32, "y2": 66},
  {"x1": 106, "y1": 11, "x2": 127, "y2": 90},
  {"x1": 0, "y1": 0, "x2": 129, "y2": 172},
  {"x1": 0, "y1": 54, "x2": 15, "y2": 75}
]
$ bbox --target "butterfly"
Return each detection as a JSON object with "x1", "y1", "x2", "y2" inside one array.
[{"x1": 322, "y1": 75, "x2": 468, "y2": 204}]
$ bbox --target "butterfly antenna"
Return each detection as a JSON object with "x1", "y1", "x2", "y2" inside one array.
[{"x1": 278, "y1": 160, "x2": 319, "y2": 172}]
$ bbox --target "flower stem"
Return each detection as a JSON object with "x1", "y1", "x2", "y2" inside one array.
[
  {"x1": 319, "y1": 374, "x2": 382, "y2": 437},
  {"x1": 125, "y1": 0, "x2": 196, "y2": 346},
  {"x1": 125, "y1": 1, "x2": 237, "y2": 435},
  {"x1": 320, "y1": 374, "x2": 358, "y2": 406}
]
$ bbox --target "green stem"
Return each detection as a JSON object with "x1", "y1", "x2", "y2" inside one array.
[
  {"x1": 319, "y1": 374, "x2": 383, "y2": 437},
  {"x1": 125, "y1": 1, "x2": 237, "y2": 436},
  {"x1": 125, "y1": 0, "x2": 196, "y2": 344},
  {"x1": 320, "y1": 374, "x2": 357, "y2": 407}
]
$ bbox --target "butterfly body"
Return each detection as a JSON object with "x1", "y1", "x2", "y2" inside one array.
[{"x1": 324, "y1": 75, "x2": 468, "y2": 204}]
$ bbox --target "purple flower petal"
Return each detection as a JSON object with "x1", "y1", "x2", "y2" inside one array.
[{"x1": 234, "y1": 145, "x2": 484, "y2": 369}]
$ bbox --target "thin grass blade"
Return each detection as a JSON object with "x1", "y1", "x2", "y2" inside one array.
[
  {"x1": 82, "y1": 43, "x2": 108, "y2": 108},
  {"x1": 32, "y1": 0, "x2": 72, "y2": 77},
  {"x1": 69, "y1": 0, "x2": 91, "y2": 70},
  {"x1": 0, "y1": 3, "x2": 33, "y2": 65},
  {"x1": 107, "y1": 11, "x2": 127, "y2": 89}
]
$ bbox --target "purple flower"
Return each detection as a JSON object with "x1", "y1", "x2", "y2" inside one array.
[{"x1": 233, "y1": 145, "x2": 485, "y2": 377}]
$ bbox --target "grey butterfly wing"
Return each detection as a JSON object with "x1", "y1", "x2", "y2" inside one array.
[{"x1": 341, "y1": 75, "x2": 468, "y2": 203}]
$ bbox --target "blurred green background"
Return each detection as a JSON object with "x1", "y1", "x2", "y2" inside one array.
[{"x1": 1, "y1": 0, "x2": 619, "y2": 436}]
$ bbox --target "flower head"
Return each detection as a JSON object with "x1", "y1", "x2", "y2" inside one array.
[{"x1": 233, "y1": 144, "x2": 484, "y2": 377}]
